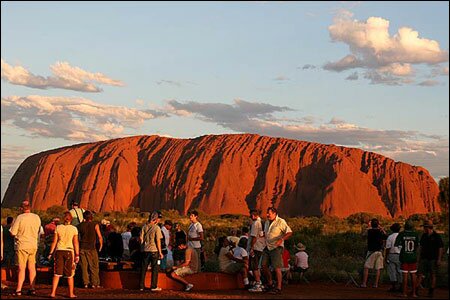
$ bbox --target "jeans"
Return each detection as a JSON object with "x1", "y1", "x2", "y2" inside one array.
[{"x1": 140, "y1": 251, "x2": 159, "y2": 289}]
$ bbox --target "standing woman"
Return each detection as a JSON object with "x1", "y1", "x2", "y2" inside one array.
[{"x1": 48, "y1": 212, "x2": 80, "y2": 298}]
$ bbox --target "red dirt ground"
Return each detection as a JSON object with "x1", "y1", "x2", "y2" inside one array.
[{"x1": 0, "y1": 282, "x2": 448, "y2": 299}]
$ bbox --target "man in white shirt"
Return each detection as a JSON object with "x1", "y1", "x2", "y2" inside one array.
[
  {"x1": 385, "y1": 222, "x2": 402, "y2": 292},
  {"x1": 187, "y1": 210, "x2": 203, "y2": 273},
  {"x1": 161, "y1": 220, "x2": 173, "y2": 270},
  {"x1": 10, "y1": 201, "x2": 42, "y2": 296},
  {"x1": 247, "y1": 209, "x2": 266, "y2": 293},
  {"x1": 261, "y1": 207, "x2": 292, "y2": 295}
]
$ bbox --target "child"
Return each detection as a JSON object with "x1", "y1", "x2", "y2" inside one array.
[{"x1": 294, "y1": 242, "x2": 309, "y2": 281}]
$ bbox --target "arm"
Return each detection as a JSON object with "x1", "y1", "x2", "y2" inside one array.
[
  {"x1": 48, "y1": 231, "x2": 59, "y2": 259},
  {"x1": 188, "y1": 231, "x2": 204, "y2": 242},
  {"x1": 156, "y1": 235, "x2": 163, "y2": 259},
  {"x1": 436, "y1": 247, "x2": 444, "y2": 266},
  {"x1": 95, "y1": 224, "x2": 103, "y2": 252},
  {"x1": 275, "y1": 231, "x2": 293, "y2": 247},
  {"x1": 174, "y1": 249, "x2": 191, "y2": 269},
  {"x1": 73, "y1": 234, "x2": 80, "y2": 264}
]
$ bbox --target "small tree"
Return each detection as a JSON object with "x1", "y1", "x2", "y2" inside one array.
[{"x1": 438, "y1": 177, "x2": 449, "y2": 212}]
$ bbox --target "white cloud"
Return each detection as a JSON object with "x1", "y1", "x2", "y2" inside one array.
[
  {"x1": 1, "y1": 95, "x2": 166, "y2": 142},
  {"x1": 324, "y1": 12, "x2": 448, "y2": 85},
  {"x1": 273, "y1": 75, "x2": 290, "y2": 81},
  {"x1": 345, "y1": 71, "x2": 359, "y2": 80},
  {"x1": 1, "y1": 59, "x2": 124, "y2": 92},
  {"x1": 164, "y1": 99, "x2": 448, "y2": 178},
  {"x1": 417, "y1": 80, "x2": 440, "y2": 87}
]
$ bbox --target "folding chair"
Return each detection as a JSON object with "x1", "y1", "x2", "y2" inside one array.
[
  {"x1": 326, "y1": 272, "x2": 338, "y2": 284},
  {"x1": 345, "y1": 270, "x2": 359, "y2": 287}
]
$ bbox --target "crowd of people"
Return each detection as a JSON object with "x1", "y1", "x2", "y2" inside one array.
[{"x1": 0, "y1": 201, "x2": 447, "y2": 298}]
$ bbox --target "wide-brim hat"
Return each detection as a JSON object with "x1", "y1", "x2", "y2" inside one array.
[{"x1": 295, "y1": 242, "x2": 306, "y2": 251}]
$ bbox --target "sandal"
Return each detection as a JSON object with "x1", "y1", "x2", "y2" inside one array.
[
  {"x1": 28, "y1": 289, "x2": 37, "y2": 295},
  {"x1": 13, "y1": 291, "x2": 22, "y2": 296}
]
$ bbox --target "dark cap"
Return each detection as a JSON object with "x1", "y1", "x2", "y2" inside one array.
[{"x1": 72, "y1": 201, "x2": 79, "y2": 206}]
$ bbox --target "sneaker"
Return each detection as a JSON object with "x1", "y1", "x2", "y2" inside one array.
[
  {"x1": 248, "y1": 284, "x2": 263, "y2": 293},
  {"x1": 151, "y1": 287, "x2": 162, "y2": 292},
  {"x1": 139, "y1": 288, "x2": 144, "y2": 292},
  {"x1": 372, "y1": 284, "x2": 378, "y2": 288},
  {"x1": 84, "y1": 285, "x2": 90, "y2": 289},
  {"x1": 185, "y1": 284, "x2": 193, "y2": 292},
  {"x1": 92, "y1": 285, "x2": 102, "y2": 289},
  {"x1": 360, "y1": 284, "x2": 367, "y2": 288}
]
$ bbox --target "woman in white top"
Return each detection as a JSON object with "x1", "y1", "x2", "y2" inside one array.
[{"x1": 48, "y1": 212, "x2": 79, "y2": 298}]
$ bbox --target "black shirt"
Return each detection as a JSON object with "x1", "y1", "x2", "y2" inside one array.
[
  {"x1": 78, "y1": 221, "x2": 98, "y2": 250},
  {"x1": 175, "y1": 230, "x2": 187, "y2": 247},
  {"x1": 367, "y1": 228, "x2": 387, "y2": 251},
  {"x1": 419, "y1": 231, "x2": 444, "y2": 260}
]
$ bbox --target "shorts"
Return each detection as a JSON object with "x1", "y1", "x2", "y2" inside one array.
[
  {"x1": 400, "y1": 262, "x2": 417, "y2": 273},
  {"x1": 249, "y1": 250, "x2": 262, "y2": 271},
  {"x1": 173, "y1": 266, "x2": 195, "y2": 277},
  {"x1": 261, "y1": 247, "x2": 283, "y2": 269},
  {"x1": 364, "y1": 251, "x2": 384, "y2": 270},
  {"x1": 16, "y1": 249, "x2": 37, "y2": 267},
  {"x1": 417, "y1": 259, "x2": 438, "y2": 275},
  {"x1": 293, "y1": 266, "x2": 308, "y2": 273},
  {"x1": 54, "y1": 250, "x2": 75, "y2": 278},
  {"x1": 223, "y1": 262, "x2": 245, "y2": 274}
]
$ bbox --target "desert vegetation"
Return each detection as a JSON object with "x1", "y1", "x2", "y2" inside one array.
[{"x1": 2, "y1": 204, "x2": 448, "y2": 287}]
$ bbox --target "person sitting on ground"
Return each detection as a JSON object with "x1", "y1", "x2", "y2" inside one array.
[
  {"x1": 218, "y1": 236, "x2": 250, "y2": 288},
  {"x1": 227, "y1": 229, "x2": 240, "y2": 248},
  {"x1": 293, "y1": 242, "x2": 309, "y2": 281},
  {"x1": 360, "y1": 218, "x2": 387, "y2": 288},
  {"x1": 48, "y1": 212, "x2": 80, "y2": 299},
  {"x1": 167, "y1": 240, "x2": 197, "y2": 292}
]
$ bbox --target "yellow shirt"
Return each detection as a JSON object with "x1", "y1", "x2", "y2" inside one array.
[
  {"x1": 10, "y1": 212, "x2": 41, "y2": 250},
  {"x1": 55, "y1": 224, "x2": 78, "y2": 252}
]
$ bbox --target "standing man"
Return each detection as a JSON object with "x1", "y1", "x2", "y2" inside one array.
[
  {"x1": 69, "y1": 201, "x2": 85, "y2": 226},
  {"x1": 3, "y1": 216, "x2": 15, "y2": 268},
  {"x1": 416, "y1": 220, "x2": 444, "y2": 298},
  {"x1": 9, "y1": 201, "x2": 42, "y2": 296},
  {"x1": 395, "y1": 220, "x2": 420, "y2": 298},
  {"x1": 78, "y1": 210, "x2": 103, "y2": 289},
  {"x1": 261, "y1": 207, "x2": 292, "y2": 295},
  {"x1": 248, "y1": 209, "x2": 266, "y2": 293},
  {"x1": 385, "y1": 222, "x2": 402, "y2": 292},
  {"x1": 160, "y1": 220, "x2": 173, "y2": 270},
  {"x1": 360, "y1": 218, "x2": 387, "y2": 288},
  {"x1": 139, "y1": 211, "x2": 163, "y2": 292},
  {"x1": 187, "y1": 210, "x2": 203, "y2": 273}
]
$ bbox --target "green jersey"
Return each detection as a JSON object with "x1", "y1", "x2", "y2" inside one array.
[{"x1": 395, "y1": 230, "x2": 419, "y2": 263}]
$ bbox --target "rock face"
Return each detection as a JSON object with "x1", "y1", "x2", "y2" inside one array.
[{"x1": 2, "y1": 134, "x2": 441, "y2": 218}]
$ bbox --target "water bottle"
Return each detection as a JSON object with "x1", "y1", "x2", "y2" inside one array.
[{"x1": 157, "y1": 259, "x2": 161, "y2": 265}]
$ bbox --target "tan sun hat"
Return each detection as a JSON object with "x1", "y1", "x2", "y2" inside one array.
[{"x1": 295, "y1": 242, "x2": 306, "y2": 251}]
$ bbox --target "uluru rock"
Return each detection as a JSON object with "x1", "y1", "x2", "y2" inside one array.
[{"x1": 1, "y1": 134, "x2": 441, "y2": 218}]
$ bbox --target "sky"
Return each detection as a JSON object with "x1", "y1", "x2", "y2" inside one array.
[{"x1": 1, "y1": 1, "x2": 449, "y2": 200}]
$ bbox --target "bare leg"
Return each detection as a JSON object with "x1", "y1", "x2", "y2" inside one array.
[
  {"x1": 411, "y1": 273, "x2": 417, "y2": 297},
  {"x1": 275, "y1": 268, "x2": 282, "y2": 290},
  {"x1": 50, "y1": 276, "x2": 60, "y2": 297},
  {"x1": 68, "y1": 277, "x2": 76, "y2": 297},
  {"x1": 16, "y1": 264, "x2": 26, "y2": 292},
  {"x1": 374, "y1": 269, "x2": 380, "y2": 287},
  {"x1": 401, "y1": 273, "x2": 408, "y2": 297},
  {"x1": 28, "y1": 260, "x2": 37, "y2": 290},
  {"x1": 254, "y1": 269, "x2": 261, "y2": 284},
  {"x1": 168, "y1": 271, "x2": 189, "y2": 286},
  {"x1": 362, "y1": 268, "x2": 369, "y2": 286},
  {"x1": 261, "y1": 265, "x2": 272, "y2": 286}
]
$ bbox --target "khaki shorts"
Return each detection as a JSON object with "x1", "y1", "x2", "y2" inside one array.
[
  {"x1": 364, "y1": 251, "x2": 384, "y2": 270},
  {"x1": 223, "y1": 262, "x2": 245, "y2": 274},
  {"x1": 16, "y1": 249, "x2": 37, "y2": 267},
  {"x1": 261, "y1": 247, "x2": 283, "y2": 269},
  {"x1": 173, "y1": 266, "x2": 195, "y2": 277}
]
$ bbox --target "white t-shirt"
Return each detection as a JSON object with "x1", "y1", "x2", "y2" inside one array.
[
  {"x1": 161, "y1": 226, "x2": 171, "y2": 249},
  {"x1": 385, "y1": 232, "x2": 401, "y2": 254},
  {"x1": 55, "y1": 224, "x2": 78, "y2": 252},
  {"x1": 10, "y1": 212, "x2": 42, "y2": 250},
  {"x1": 249, "y1": 217, "x2": 266, "y2": 252},
  {"x1": 295, "y1": 251, "x2": 309, "y2": 269},
  {"x1": 264, "y1": 215, "x2": 292, "y2": 251},
  {"x1": 233, "y1": 246, "x2": 248, "y2": 261},
  {"x1": 188, "y1": 221, "x2": 203, "y2": 249},
  {"x1": 121, "y1": 231, "x2": 132, "y2": 251}
]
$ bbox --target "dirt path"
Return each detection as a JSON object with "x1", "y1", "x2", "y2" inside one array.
[{"x1": 1, "y1": 282, "x2": 448, "y2": 299}]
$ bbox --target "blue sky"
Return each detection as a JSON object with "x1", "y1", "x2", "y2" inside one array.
[{"x1": 1, "y1": 1, "x2": 449, "y2": 199}]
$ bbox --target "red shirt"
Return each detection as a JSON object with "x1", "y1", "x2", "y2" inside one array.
[
  {"x1": 282, "y1": 249, "x2": 290, "y2": 268},
  {"x1": 44, "y1": 222, "x2": 57, "y2": 237}
]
